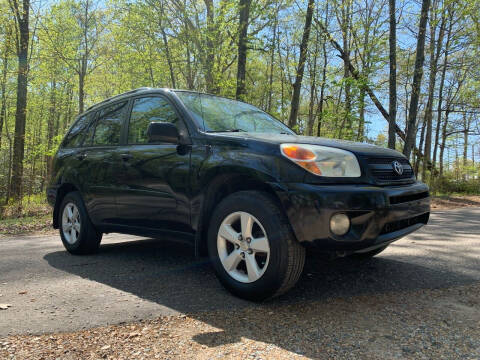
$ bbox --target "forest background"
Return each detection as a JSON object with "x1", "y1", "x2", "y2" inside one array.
[{"x1": 0, "y1": 0, "x2": 479, "y2": 222}]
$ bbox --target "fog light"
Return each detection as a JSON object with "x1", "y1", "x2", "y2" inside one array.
[{"x1": 330, "y1": 213, "x2": 350, "y2": 236}]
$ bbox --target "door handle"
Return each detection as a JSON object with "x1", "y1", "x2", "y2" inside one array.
[
  {"x1": 76, "y1": 153, "x2": 87, "y2": 161},
  {"x1": 121, "y1": 153, "x2": 133, "y2": 161}
]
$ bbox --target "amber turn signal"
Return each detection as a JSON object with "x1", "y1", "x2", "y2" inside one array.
[
  {"x1": 280, "y1": 144, "x2": 322, "y2": 175},
  {"x1": 280, "y1": 145, "x2": 316, "y2": 161}
]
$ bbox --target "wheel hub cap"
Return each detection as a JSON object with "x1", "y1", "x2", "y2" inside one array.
[
  {"x1": 62, "y1": 202, "x2": 81, "y2": 245},
  {"x1": 217, "y1": 211, "x2": 270, "y2": 283}
]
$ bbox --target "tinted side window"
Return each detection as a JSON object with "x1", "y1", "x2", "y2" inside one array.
[
  {"x1": 63, "y1": 113, "x2": 94, "y2": 148},
  {"x1": 128, "y1": 97, "x2": 186, "y2": 144},
  {"x1": 91, "y1": 101, "x2": 128, "y2": 146}
]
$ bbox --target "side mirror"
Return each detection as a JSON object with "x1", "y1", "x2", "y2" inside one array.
[{"x1": 146, "y1": 122, "x2": 179, "y2": 143}]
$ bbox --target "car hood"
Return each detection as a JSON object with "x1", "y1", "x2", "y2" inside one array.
[{"x1": 209, "y1": 132, "x2": 406, "y2": 158}]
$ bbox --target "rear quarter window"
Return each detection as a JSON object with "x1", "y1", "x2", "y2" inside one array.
[
  {"x1": 87, "y1": 101, "x2": 128, "y2": 146},
  {"x1": 62, "y1": 112, "x2": 95, "y2": 148}
]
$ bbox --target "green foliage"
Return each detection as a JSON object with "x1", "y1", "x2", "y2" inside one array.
[
  {"x1": 0, "y1": 0, "x2": 478, "y2": 206},
  {"x1": 433, "y1": 178, "x2": 480, "y2": 195}
]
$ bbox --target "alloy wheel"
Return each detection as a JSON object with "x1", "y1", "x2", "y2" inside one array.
[{"x1": 217, "y1": 211, "x2": 270, "y2": 283}]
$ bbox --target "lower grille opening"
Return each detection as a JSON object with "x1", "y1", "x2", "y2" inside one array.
[
  {"x1": 380, "y1": 213, "x2": 429, "y2": 235},
  {"x1": 390, "y1": 191, "x2": 430, "y2": 205}
]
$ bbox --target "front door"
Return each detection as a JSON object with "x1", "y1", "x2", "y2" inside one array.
[
  {"x1": 114, "y1": 96, "x2": 192, "y2": 232},
  {"x1": 77, "y1": 101, "x2": 129, "y2": 225}
]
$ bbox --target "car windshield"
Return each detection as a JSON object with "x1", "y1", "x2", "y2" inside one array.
[{"x1": 175, "y1": 91, "x2": 294, "y2": 134}]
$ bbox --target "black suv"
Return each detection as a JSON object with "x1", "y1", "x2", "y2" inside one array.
[{"x1": 47, "y1": 88, "x2": 430, "y2": 300}]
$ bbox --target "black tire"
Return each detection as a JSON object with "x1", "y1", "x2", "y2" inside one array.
[
  {"x1": 208, "y1": 191, "x2": 305, "y2": 301},
  {"x1": 58, "y1": 191, "x2": 102, "y2": 255},
  {"x1": 350, "y1": 245, "x2": 389, "y2": 260}
]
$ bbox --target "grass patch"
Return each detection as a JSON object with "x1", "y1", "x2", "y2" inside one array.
[
  {"x1": 0, "y1": 214, "x2": 53, "y2": 235},
  {"x1": 1, "y1": 194, "x2": 51, "y2": 220}
]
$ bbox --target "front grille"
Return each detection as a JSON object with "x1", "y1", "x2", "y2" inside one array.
[
  {"x1": 372, "y1": 168, "x2": 414, "y2": 181},
  {"x1": 367, "y1": 157, "x2": 410, "y2": 165},
  {"x1": 365, "y1": 157, "x2": 415, "y2": 184},
  {"x1": 390, "y1": 191, "x2": 429, "y2": 205},
  {"x1": 380, "y1": 213, "x2": 429, "y2": 235}
]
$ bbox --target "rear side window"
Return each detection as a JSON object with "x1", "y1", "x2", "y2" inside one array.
[
  {"x1": 128, "y1": 96, "x2": 186, "y2": 144},
  {"x1": 89, "y1": 101, "x2": 128, "y2": 146},
  {"x1": 63, "y1": 113, "x2": 94, "y2": 148}
]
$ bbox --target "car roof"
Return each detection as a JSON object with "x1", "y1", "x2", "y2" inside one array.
[
  {"x1": 81, "y1": 88, "x2": 231, "y2": 117},
  {"x1": 82, "y1": 87, "x2": 166, "y2": 115}
]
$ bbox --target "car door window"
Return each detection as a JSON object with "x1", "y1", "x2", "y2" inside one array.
[
  {"x1": 128, "y1": 96, "x2": 187, "y2": 144},
  {"x1": 90, "y1": 101, "x2": 128, "y2": 146}
]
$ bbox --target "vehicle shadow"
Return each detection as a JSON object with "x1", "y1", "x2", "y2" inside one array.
[{"x1": 43, "y1": 230, "x2": 477, "y2": 358}]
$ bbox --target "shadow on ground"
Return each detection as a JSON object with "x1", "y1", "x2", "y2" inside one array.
[{"x1": 43, "y1": 214, "x2": 478, "y2": 358}]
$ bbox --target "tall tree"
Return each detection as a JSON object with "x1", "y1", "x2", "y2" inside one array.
[
  {"x1": 432, "y1": 8, "x2": 453, "y2": 169},
  {"x1": 288, "y1": 0, "x2": 315, "y2": 129},
  {"x1": 403, "y1": 0, "x2": 431, "y2": 158},
  {"x1": 235, "y1": 0, "x2": 251, "y2": 100},
  {"x1": 316, "y1": 2, "x2": 329, "y2": 137},
  {"x1": 388, "y1": 0, "x2": 397, "y2": 149},
  {"x1": 8, "y1": 0, "x2": 30, "y2": 202},
  {"x1": 422, "y1": 0, "x2": 446, "y2": 180},
  {"x1": 204, "y1": 0, "x2": 216, "y2": 93},
  {"x1": 335, "y1": 0, "x2": 353, "y2": 137},
  {"x1": 0, "y1": 25, "x2": 12, "y2": 151}
]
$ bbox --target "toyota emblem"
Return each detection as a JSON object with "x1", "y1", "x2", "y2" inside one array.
[{"x1": 392, "y1": 160, "x2": 403, "y2": 175}]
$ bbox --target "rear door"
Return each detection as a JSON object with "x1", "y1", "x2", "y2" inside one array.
[
  {"x1": 114, "y1": 95, "x2": 192, "y2": 232},
  {"x1": 77, "y1": 101, "x2": 129, "y2": 225}
]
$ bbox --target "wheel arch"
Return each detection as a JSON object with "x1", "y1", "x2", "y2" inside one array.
[
  {"x1": 52, "y1": 183, "x2": 80, "y2": 229},
  {"x1": 194, "y1": 170, "x2": 288, "y2": 257}
]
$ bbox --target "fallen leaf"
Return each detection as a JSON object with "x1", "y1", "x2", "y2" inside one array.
[{"x1": 19, "y1": 291, "x2": 27, "y2": 295}]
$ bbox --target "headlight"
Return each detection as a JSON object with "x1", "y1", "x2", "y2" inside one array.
[{"x1": 280, "y1": 143, "x2": 361, "y2": 177}]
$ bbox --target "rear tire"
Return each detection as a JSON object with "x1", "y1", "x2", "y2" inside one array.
[
  {"x1": 58, "y1": 191, "x2": 102, "y2": 255},
  {"x1": 350, "y1": 245, "x2": 389, "y2": 260},
  {"x1": 208, "y1": 191, "x2": 305, "y2": 301}
]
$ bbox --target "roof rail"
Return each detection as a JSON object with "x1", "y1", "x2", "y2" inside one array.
[{"x1": 85, "y1": 87, "x2": 152, "y2": 112}]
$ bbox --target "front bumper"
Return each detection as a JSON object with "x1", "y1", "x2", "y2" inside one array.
[{"x1": 274, "y1": 181, "x2": 430, "y2": 251}]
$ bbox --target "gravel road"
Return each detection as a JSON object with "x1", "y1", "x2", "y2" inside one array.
[{"x1": 1, "y1": 207, "x2": 480, "y2": 359}]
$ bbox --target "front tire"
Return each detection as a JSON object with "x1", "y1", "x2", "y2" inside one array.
[
  {"x1": 208, "y1": 191, "x2": 305, "y2": 301},
  {"x1": 58, "y1": 191, "x2": 102, "y2": 255}
]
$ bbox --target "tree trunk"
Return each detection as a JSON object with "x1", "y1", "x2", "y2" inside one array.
[
  {"x1": 267, "y1": 8, "x2": 278, "y2": 113},
  {"x1": 415, "y1": 120, "x2": 427, "y2": 177},
  {"x1": 439, "y1": 108, "x2": 451, "y2": 176},
  {"x1": 422, "y1": 2, "x2": 446, "y2": 180},
  {"x1": 432, "y1": 10, "x2": 453, "y2": 169},
  {"x1": 403, "y1": 0, "x2": 431, "y2": 158},
  {"x1": 307, "y1": 17, "x2": 320, "y2": 136},
  {"x1": 340, "y1": 1, "x2": 352, "y2": 135},
  {"x1": 46, "y1": 78, "x2": 56, "y2": 181},
  {"x1": 78, "y1": 60, "x2": 86, "y2": 113},
  {"x1": 235, "y1": 0, "x2": 251, "y2": 100},
  {"x1": 0, "y1": 44, "x2": 8, "y2": 151},
  {"x1": 357, "y1": 87, "x2": 366, "y2": 141},
  {"x1": 10, "y1": 0, "x2": 30, "y2": 203},
  {"x1": 388, "y1": 0, "x2": 397, "y2": 149},
  {"x1": 463, "y1": 114, "x2": 470, "y2": 180},
  {"x1": 288, "y1": 0, "x2": 314, "y2": 129},
  {"x1": 204, "y1": 0, "x2": 216, "y2": 93},
  {"x1": 161, "y1": 28, "x2": 176, "y2": 88},
  {"x1": 317, "y1": 5, "x2": 329, "y2": 137},
  {"x1": 158, "y1": 1, "x2": 176, "y2": 89}
]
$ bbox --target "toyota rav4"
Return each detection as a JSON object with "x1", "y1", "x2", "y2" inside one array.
[{"x1": 47, "y1": 88, "x2": 430, "y2": 300}]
